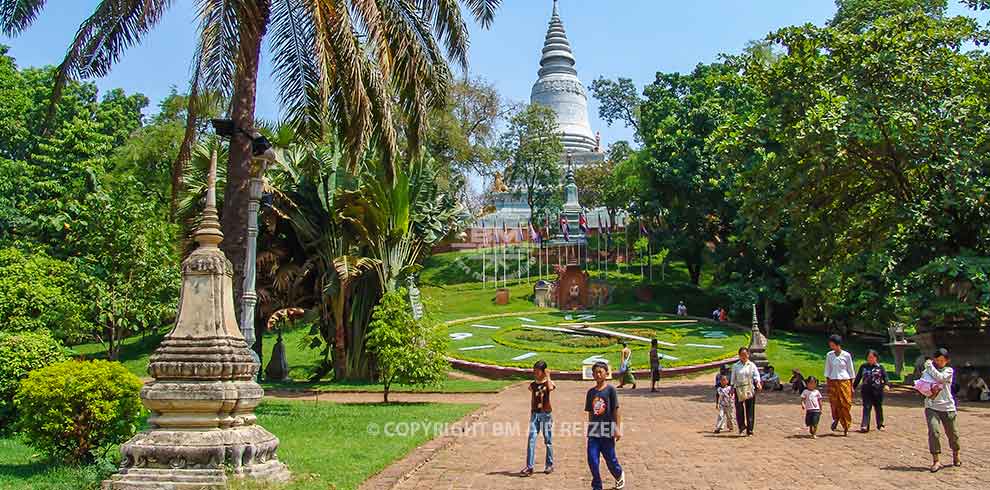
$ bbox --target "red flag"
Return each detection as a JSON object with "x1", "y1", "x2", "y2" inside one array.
[{"x1": 579, "y1": 213, "x2": 589, "y2": 234}]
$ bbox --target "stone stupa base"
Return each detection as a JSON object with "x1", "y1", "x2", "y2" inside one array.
[{"x1": 102, "y1": 460, "x2": 290, "y2": 490}]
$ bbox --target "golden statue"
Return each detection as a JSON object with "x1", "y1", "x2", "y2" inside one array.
[{"x1": 492, "y1": 171, "x2": 509, "y2": 193}]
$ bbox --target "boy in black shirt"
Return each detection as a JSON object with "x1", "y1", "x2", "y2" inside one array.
[
  {"x1": 585, "y1": 361, "x2": 625, "y2": 490},
  {"x1": 520, "y1": 360, "x2": 555, "y2": 476}
]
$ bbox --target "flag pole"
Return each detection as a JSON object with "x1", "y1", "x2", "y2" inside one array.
[{"x1": 481, "y1": 222, "x2": 486, "y2": 288}]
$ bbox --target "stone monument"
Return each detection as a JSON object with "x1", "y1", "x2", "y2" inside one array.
[
  {"x1": 531, "y1": 0, "x2": 605, "y2": 169},
  {"x1": 748, "y1": 304, "x2": 770, "y2": 370},
  {"x1": 103, "y1": 151, "x2": 289, "y2": 489}
]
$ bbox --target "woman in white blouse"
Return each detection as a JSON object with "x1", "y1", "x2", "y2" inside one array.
[
  {"x1": 731, "y1": 347, "x2": 763, "y2": 436},
  {"x1": 824, "y1": 334, "x2": 855, "y2": 435}
]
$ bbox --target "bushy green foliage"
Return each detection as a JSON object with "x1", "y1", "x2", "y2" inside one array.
[
  {"x1": 14, "y1": 360, "x2": 143, "y2": 464},
  {"x1": 0, "y1": 331, "x2": 68, "y2": 430},
  {"x1": 0, "y1": 248, "x2": 94, "y2": 342},
  {"x1": 366, "y1": 288, "x2": 449, "y2": 402}
]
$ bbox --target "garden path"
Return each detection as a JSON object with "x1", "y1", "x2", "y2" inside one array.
[{"x1": 367, "y1": 375, "x2": 990, "y2": 489}]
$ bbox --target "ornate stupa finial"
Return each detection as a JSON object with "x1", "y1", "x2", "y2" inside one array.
[
  {"x1": 194, "y1": 146, "x2": 224, "y2": 249},
  {"x1": 531, "y1": 0, "x2": 598, "y2": 154}
]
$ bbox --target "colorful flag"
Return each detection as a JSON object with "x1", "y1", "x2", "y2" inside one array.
[
  {"x1": 516, "y1": 221, "x2": 525, "y2": 242},
  {"x1": 560, "y1": 216, "x2": 570, "y2": 242},
  {"x1": 579, "y1": 213, "x2": 589, "y2": 234},
  {"x1": 599, "y1": 213, "x2": 610, "y2": 237},
  {"x1": 544, "y1": 216, "x2": 550, "y2": 240},
  {"x1": 640, "y1": 220, "x2": 649, "y2": 235},
  {"x1": 530, "y1": 221, "x2": 542, "y2": 244},
  {"x1": 493, "y1": 221, "x2": 500, "y2": 244},
  {"x1": 502, "y1": 221, "x2": 509, "y2": 243}
]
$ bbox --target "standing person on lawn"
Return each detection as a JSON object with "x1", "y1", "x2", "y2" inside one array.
[
  {"x1": 924, "y1": 348, "x2": 962, "y2": 473},
  {"x1": 853, "y1": 349, "x2": 890, "y2": 432},
  {"x1": 585, "y1": 361, "x2": 626, "y2": 490},
  {"x1": 731, "y1": 347, "x2": 763, "y2": 436},
  {"x1": 617, "y1": 342, "x2": 636, "y2": 389},
  {"x1": 825, "y1": 334, "x2": 856, "y2": 435},
  {"x1": 520, "y1": 360, "x2": 555, "y2": 477},
  {"x1": 649, "y1": 339, "x2": 664, "y2": 392}
]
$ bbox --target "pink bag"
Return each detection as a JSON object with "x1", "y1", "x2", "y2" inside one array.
[{"x1": 913, "y1": 377, "x2": 938, "y2": 397}]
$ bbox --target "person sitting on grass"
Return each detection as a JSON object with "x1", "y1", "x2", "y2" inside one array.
[
  {"x1": 520, "y1": 360, "x2": 555, "y2": 477},
  {"x1": 789, "y1": 369, "x2": 807, "y2": 394},
  {"x1": 586, "y1": 361, "x2": 625, "y2": 490},
  {"x1": 761, "y1": 365, "x2": 782, "y2": 391}
]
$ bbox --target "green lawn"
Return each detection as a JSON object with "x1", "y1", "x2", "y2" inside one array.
[
  {"x1": 765, "y1": 329, "x2": 916, "y2": 382},
  {"x1": 446, "y1": 311, "x2": 748, "y2": 371},
  {"x1": 0, "y1": 400, "x2": 478, "y2": 490},
  {"x1": 263, "y1": 373, "x2": 516, "y2": 393}
]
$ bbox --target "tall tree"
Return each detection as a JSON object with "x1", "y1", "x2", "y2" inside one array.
[
  {"x1": 0, "y1": 0, "x2": 502, "y2": 320},
  {"x1": 724, "y1": 1, "x2": 990, "y2": 329},
  {"x1": 497, "y1": 104, "x2": 564, "y2": 225}
]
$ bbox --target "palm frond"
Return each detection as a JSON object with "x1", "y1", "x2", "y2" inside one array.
[
  {"x1": 0, "y1": 0, "x2": 48, "y2": 36},
  {"x1": 48, "y1": 0, "x2": 175, "y2": 123},
  {"x1": 194, "y1": 0, "x2": 241, "y2": 98}
]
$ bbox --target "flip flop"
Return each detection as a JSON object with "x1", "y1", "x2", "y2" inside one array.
[{"x1": 930, "y1": 463, "x2": 941, "y2": 473}]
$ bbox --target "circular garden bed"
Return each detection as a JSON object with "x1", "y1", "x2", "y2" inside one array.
[{"x1": 445, "y1": 311, "x2": 750, "y2": 374}]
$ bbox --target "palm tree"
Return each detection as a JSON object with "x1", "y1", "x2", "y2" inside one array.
[{"x1": 0, "y1": 0, "x2": 502, "y2": 313}]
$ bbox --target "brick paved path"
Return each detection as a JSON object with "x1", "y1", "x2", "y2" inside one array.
[{"x1": 384, "y1": 376, "x2": 990, "y2": 490}]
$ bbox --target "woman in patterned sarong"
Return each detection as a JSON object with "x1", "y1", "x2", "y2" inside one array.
[{"x1": 825, "y1": 335, "x2": 856, "y2": 435}]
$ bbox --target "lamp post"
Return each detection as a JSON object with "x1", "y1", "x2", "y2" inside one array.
[{"x1": 210, "y1": 120, "x2": 277, "y2": 373}]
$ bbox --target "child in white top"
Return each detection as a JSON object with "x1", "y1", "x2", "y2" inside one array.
[
  {"x1": 801, "y1": 376, "x2": 823, "y2": 438},
  {"x1": 714, "y1": 375, "x2": 735, "y2": 433}
]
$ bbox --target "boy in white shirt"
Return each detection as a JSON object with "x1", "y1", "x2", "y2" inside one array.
[{"x1": 801, "y1": 377, "x2": 823, "y2": 438}]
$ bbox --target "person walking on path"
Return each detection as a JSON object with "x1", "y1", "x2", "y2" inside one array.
[
  {"x1": 585, "y1": 361, "x2": 626, "y2": 490},
  {"x1": 520, "y1": 360, "x2": 555, "y2": 477},
  {"x1": 714, "y1": 374, "x2": 735, "y2": 433},
  {"x1": 825, "y1": 334, "x2": 856, "y2": 435},
  {"x1": 924, "y1": 348, "x2": 962, "y2": 473},
  {"x1": 731, "y1": 347, "x2": 763, "y2": 436},
  {"x1": 649, "y1": 339, "x2": 664, "y2": 392},
  {"x1": 617, "y1": 342, "x2": 636, "y2": 389},
  {"x1": 801, "y1": 376, "x2": 824, "y2": 438},
  {"x1": 853, "y1": 349, "x2": 889, "y2": 432}
]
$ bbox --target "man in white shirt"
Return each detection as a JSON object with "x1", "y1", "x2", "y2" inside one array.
[
  {"x1": 924, "y1": 348, "x2": 961, "y2": 473},
  {"x1": 824, "y1": 335, "x2": 855, "y2": 435}
]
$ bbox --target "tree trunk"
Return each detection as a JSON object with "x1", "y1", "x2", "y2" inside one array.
[
  {"x1": 763, "y1": 297, "x2": 774, "y2": 337},
  {"x1": 333, "y1": 299, "x2": 348, "y2": 380},
  {"x1": 170, "y1": 75, "x2": 201, "y2": 221},
  {"x1": 221, "y1": 5, "x2": 269, "y2": 322},
  {"x1": 688, "y1": 263, "x2": 702, "y2": 285}
]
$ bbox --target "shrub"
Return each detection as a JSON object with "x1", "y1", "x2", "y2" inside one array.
[
  {"x1": 0, "y1": 331, "x2": 68, "y2": 430},
  {"x1": 0, "y1": 247, "x2": 95, "y2": 342},
  {"x1": 15, "y1": 359, "x2": 144, "y2": 463},
  {"x1": 366, "y1": 288, "x2": 449, "y2": 403}
]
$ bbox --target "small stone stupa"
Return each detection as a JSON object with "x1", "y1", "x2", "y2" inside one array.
[
  {"x1": 748, "y1": 304, "x2": 770, "y2": 371},
  {"x1": 104, "y1": 151, "x2": 289, "y2": 489}
]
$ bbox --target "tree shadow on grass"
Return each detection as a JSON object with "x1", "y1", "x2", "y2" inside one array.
[{"x1": 0, "y1": 461, "x2": 52, "y2": 479}]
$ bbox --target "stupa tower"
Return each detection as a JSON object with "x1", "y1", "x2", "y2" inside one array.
[{"x1": 530, "y1": 0, "x2": 603, "y2": 164}]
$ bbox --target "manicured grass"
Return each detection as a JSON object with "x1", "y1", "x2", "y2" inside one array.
[
  {"x1": 263, "y1": 373, "x2": 516, "y2": 393},
  {"x1": 0, "y1": 400, "x2": 478, "y2": 490},
  {"x1": 765, "y1": 329, "x2": 917, "y2": 381},
  {"x1": 446, "y1": 311, "x2": 748, "y2": 371}
]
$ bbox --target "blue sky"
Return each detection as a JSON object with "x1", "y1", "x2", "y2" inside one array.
[{"x1": 1, "y1": 1, "x2": 984, "y2": 145}]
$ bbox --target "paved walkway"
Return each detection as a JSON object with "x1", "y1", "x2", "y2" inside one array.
[{"x1": 371, "y1": 376, "x2": 990, "y2": 490}]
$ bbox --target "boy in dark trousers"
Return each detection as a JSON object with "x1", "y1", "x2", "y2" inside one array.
[{"x1": 585, "y1": 361, "x2": 625, "y2": 490}]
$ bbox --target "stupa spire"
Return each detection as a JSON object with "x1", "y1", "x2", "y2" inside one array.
[{"x1": 531, "y1": 0, "x2": 598, "y2": 155}]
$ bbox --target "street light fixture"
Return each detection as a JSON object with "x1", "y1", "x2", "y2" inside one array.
[{"x1": 210, "y1": 118, "x2": 278, "y2": 375}]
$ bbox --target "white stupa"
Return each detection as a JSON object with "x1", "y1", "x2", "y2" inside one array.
[{"x1": 530, "y1": 0, "x2": 605, "y2": 167}]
